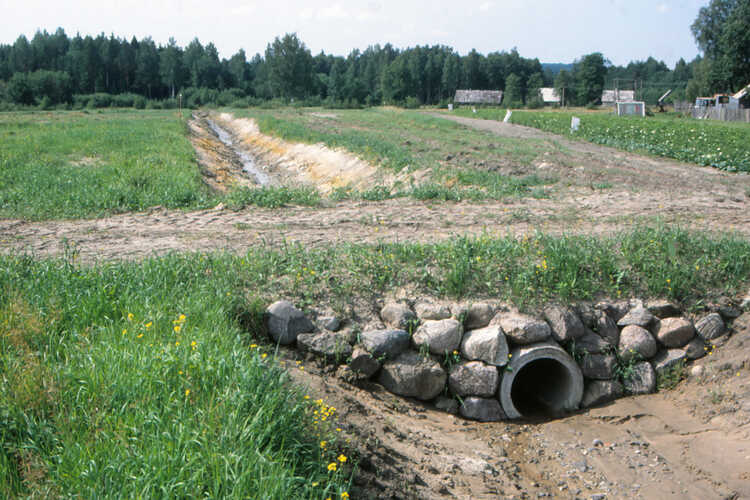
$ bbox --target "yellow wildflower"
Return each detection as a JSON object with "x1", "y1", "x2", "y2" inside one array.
[
  {"x1": 137, "y1": 333, "x2": 143, "y2": 339},
  {"x1": 145, "y1": 321, "x2": 152, "y2": 329},
  {"x1": 327, "y1": 462, "x2": 337, "y2": 472},
  {"x1": 127, "y1": 312, "x2": 134, "y2": 321},
  {"x1": 250, "y1": 344, "x2": 258, "y2": 349},
  {"x1": 122, "y1": 329, "x2": 127, "y2": 335},
  {"x1": 174, "y1": 325, "x2": 181, "y2": 333},
  {"x1": 341, "y1": 493, "x2": 349, "y2": 499},
  {"x1": 261, "y1": 353, "x2": 268, "y2": 359},
  {"x1": 185, "y1": 389, "x2": 190, "y2": 397},
  {"x1": 338, "y1": 454, "x2": 347, "y2": 463},
  {"x1": 320, "y1": 441, "x2": 327, "y2": 448}
]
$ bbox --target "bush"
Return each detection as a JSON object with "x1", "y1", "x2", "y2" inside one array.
[{"x1": 403, "y1": 96, "x2": 420, "y2": 109}]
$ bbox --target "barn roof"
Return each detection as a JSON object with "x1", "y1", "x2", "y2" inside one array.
[
  {"x1": 454, "y1": 89, "x2": 503, "y2": 104},
  {"x1": 733, "y1": 83, "x2": 750, "y2": 100}
]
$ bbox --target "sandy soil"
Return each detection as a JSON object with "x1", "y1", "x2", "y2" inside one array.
[{"x1": 2, "y1": 112, "x2": 750, "y2": 499}]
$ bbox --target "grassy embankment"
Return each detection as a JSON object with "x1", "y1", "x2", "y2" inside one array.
[
  {"x1": 451, "y1": 107, "x2": 750, "y2": 173},
  {"x1": 232, "y1": 107, "x2": 558, "y2": 202}
]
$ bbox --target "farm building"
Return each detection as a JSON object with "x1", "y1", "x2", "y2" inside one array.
[
  {"x1": 540, "y1": 88, "x2": 560, "y2": 104},
  {"x1": 601, "y1": 89, "x2": 635, "y2": 104},
  {"x1": 454, "y1": 89, "x2": 503, "y2": 105}
]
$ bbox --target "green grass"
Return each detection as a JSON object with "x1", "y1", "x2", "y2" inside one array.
[
  {"x1": 233, "y1": 107, "x2": 558, "y2": 200},
  {"x1": 0, "y1": 252, "x2": 353, "y2": 499},
  {"x1": 1, "y1": 225, "x2": 749, "y2": 496},
  {"x1": 453, "y1": 108, "x2": 750, "y2": 173},
  {"x1": 0, "y1": 110, "x2": 215, "y2": 220}
]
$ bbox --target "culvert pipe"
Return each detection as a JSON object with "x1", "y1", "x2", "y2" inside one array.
[{"x1": 499, "y1": 342, "x2": 583, "y2": 419}]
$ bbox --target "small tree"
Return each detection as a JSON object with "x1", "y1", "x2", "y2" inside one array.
[
  {"x1": 504, "y1": 73, "x2": 523, "y2": 107},
  {"x1": 573, "y1": 53, "x2": 607, "y2": 105},
  {"x1": 525, "y1": 72, "x2": 544, "y2": 108},
  {"x1": 554, "y1": 69, "x2": 574, "y2": 107}
]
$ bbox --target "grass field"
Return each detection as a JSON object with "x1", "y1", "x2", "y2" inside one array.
[
  {"x1": 0, "y1": 110, "x2": 218, "y2": 220},
  {"x1": 452, "y1": 108, "x2": 750, "y2": 173}
]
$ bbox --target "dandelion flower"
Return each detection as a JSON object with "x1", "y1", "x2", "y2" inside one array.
[
  {"x1": 178, "y1": 370, "x2": 183, "y2": 375},
  {"x1": 341, "y1": 493, "x2": 349, "y2": 499},
  {"x1": 127, "y1": 312, "x2": 134, "y2": 321},
  {"x1": 338, "y1": 454, "x2": 347, "y2": 463},
  {"x1": 145, "y1": 321, "x2": 152, "y2": 329},
  {"x1": 185, "y1": 389, "x2": 191, "y2": 397},
  {"x1": 327, "y1": 462, "x2": 337, "y2": 472},
  {"x1": 191, "y1": 341, "x2": 197, "y2": 347},
  {"x1": 261, "y1": 353, "x2": 268, "y2": 359},
  {"x1": 137, "y1": 333, "x2": 143, "y2": 339},
  {"x1": 312, "y1": 482, "x2": 319, "y2": 487},
  {"x1": 174, "y1": 325, "x2": 182, "y2": 333},
  {"x1": 179, "y1": 314, "x2": 186, "y2": 322},
  {"x1": 250, "y1": 344, "x2": 258, "y2": 349},
  {"x1": 304, "y1": 395, "x2": 310, "y2": 400},
  {"x1": 320, "y1": 441, "x2": 327, "y2": 448},
  {"x1": 122, "y1": 329, "x2": 127, "y2": 335}
]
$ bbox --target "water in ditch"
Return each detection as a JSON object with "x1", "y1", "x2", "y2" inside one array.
[{"x1": 205, "y1": 118, "x2": 272, "y2": 186}]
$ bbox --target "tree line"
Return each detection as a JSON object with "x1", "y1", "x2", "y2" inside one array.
[{"x1": 1, "y1": 1, "x2": 746, "y2": 111}]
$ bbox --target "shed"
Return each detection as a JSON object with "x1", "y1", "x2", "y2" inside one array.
[
  {"x1": 601, "y1": 89, "x2": 635, "y2": 104},
  {"x1": 733, "y1": 83, "x2": 750, "y2": 107},
  {"x1": 539, "y1": 88, "x2": 560, "y2": 104},
  {"x1": 454, "y1": 89, "x2": 503, "y2": 105}
]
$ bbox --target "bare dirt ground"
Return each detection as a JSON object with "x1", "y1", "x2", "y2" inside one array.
[{"x1": 2, "y1": 112, "x2": 750, "y2": 499}]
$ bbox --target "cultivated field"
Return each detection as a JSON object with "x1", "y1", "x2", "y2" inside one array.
[{"x1": 1, "y1": 107, "x2": 750, "y2": 499}]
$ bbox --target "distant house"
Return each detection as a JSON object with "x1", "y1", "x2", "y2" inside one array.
[
  {"x1": 454, "y1": 89, "x2": 503, "y2": 105},
  {"x1": 601, "y1": 89, "x2": 635, "y2": 104},
  {"x1": 540, "y1": 88, "x2": 560, "y2": 104}
]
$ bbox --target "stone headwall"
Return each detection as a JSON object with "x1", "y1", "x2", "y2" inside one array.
[{"x1": 265, "y1": 296, "x2": 746, "y2": 421}]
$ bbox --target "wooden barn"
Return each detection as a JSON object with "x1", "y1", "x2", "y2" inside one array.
[{"x1": 454, "y1": 89, "x2": 503, "y2": 105}]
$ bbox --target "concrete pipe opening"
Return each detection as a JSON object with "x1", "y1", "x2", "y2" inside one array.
[{"x1": 499, "y1": 342, "x2": 583, "y2": 419}]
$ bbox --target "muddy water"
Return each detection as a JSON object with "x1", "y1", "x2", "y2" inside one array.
[{"x1": 205, "y1": 118, "x2": 272, "y2": 186}]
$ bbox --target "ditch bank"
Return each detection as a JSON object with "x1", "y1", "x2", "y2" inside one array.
[{"x1": 263, "y1": 296, "x2": 746, "y2": 421}]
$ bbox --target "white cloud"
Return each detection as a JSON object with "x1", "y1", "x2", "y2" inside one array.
[
  {"x1": 479, "y1": 1, "x2": 494, "y2": 12},
  {"x1": 320, "y1": 4, "x2": 347, "y2": 19},
  {"x1": 657, "y1": 3, "x2": 669, "y2": 13}
]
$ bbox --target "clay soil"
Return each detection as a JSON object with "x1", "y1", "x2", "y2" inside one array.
[{"x1": 1, "y1": 112, "x2": 749, "y2": 499}]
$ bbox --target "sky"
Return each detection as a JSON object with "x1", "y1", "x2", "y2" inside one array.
[{"x1": 0, "y1": 0, "x2": 707, "y2": 67}]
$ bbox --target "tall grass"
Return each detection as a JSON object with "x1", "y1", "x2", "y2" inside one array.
[{"x1": 0, "y1": 253, "x2": 352, "y2": 498}]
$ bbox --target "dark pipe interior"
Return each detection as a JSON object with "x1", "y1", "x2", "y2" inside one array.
[{"x1": 510, "y1": 358, "x2": 573, "y2": 417}]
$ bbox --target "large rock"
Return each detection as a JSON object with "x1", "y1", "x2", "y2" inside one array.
[
  {"x1": 618, "y1": 325, "x2": 658, "y2": 362},
  {"x1": 543, "y1": 305, "x2": 585, "y2": 343},
  {"x1": 695, "y1": 313, "x2": 726, "y2": 341},
  {"x1": 596, "y1": 300, "x2": 632, "y2": 323},
  {"x1": 653, "y1": 317, "x2": 695, "y2": 348},
  {"x1": 684, "y1": 337, "x2": 708, "y2": 360},
  {"x1": 464, "y1": 303, "x2": 496, "y2": 330},
  {"x1": 592, "y1": 310, "x2": 620, "y2": 346},
  {"x1": 378, "y1": 351, "x2": 447, "y2": 400},
  {"x1": 575, "y1": 328, "x2": 610, "y2": 354},
  {"x1": 414, "y1": 302, "x2": 451, "y2": 321},
  {"x1": 646, "y1": 299, "x2": 681, "y2": 319},
  {"x1": 266, "y1": 300, "x2": 315, "y2": 345},
  {"x1": 412, "y1": 319, "x2": 463, "y2": 355},
  {"x1": 492, "y1": 312, "x2": 551, "y2": 345},
  {"x1": 297, "y1": 332, "x2": 353, "y2": 362},
  {"x1": 652, "y1": 349, "x2": 687, "y2": 375},
  {"x1": 349, "y1": 347, "x2": 381, "y2": 378},
  {"x1": 448, "y1": 361, "x2": 499, "y2": 397},
  {"x1": 617, "y1": 306, "x2": 656, "y2": 328},
  {"x1": 580, "y1": 353, "x2": 617, "y2": 380},
  {"x1": 622, "y1": 361, "x2": 656, "y2": 395},
  {"x1": 459, "y1": 397, "x2": 506, "y2": 422},
  {"x1": 380, "y1": 303, "x2": 417, "y2": 329},
  {"x1": 581, "y1": 380, "x2": 623, "y2": 408},
  {"x1": 361, "y1": 329, "x2": 410, "y2": 360},
  {"x1": 460, "y1": 325, "x2": 509, "y2": 366}
]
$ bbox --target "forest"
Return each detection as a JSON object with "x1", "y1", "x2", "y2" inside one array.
[{"x1": 0, "y1": 18, "x2": 738, "y2": 110}]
